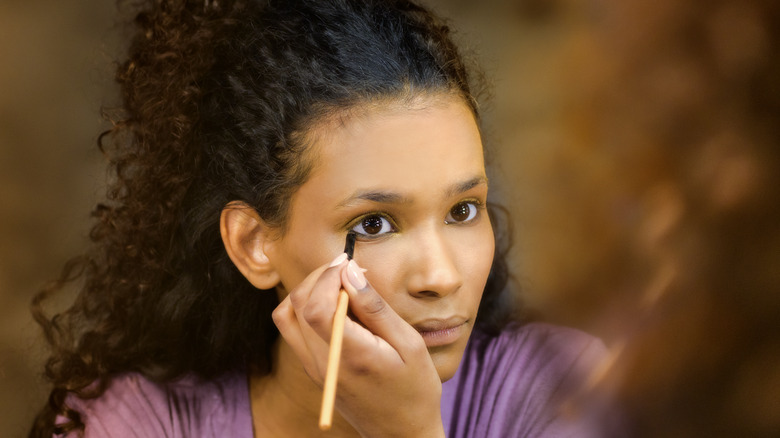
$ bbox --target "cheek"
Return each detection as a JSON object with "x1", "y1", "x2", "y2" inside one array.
[
  {"x1": 350, "y1": 244, "x2": 399, "y2": 294},
  {"x1": 354, "y1": 223, "x2": 496, "y2": 305},
  {"x1": 270, "y1": 228, "x2": 343, "y2": 293},
  {"x1": 458, "y1": 221, "x2": 495, "y2": 283}
]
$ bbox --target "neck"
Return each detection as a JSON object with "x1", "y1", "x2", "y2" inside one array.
[{"x1": 250, "y1": 339, "x2": 361, "y2": 437}]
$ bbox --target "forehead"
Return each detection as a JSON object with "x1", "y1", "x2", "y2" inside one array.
[{"x1": 302, "y1": 96, "x2": 485, "y2": 196}]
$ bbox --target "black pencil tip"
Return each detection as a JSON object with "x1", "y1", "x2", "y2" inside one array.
[{"x1": 345, "y1": 231, "x2": 357, "y2": 260}]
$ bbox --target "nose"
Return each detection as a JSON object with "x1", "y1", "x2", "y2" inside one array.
[{"x1": 405, "y1": 227, "x2": 463, "y2": 299}]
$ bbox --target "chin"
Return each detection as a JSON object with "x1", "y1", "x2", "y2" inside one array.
[{"x1": 430, "y1": 346, "x2": 466, "y2": 382}]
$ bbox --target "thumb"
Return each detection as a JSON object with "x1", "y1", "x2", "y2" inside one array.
[{"x1": 341, "y1": 260, "x2": 424, "y2": 354}]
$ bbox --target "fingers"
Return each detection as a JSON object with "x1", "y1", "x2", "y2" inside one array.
[
  {"x1": 297, "y1": 264, "x2": 346, "y2": 340},
  {"x1": 272, "y1": 257, "x2": 347, "y2": 382},
  {"x1": 273, "y1": 256, "x2": 443, "y2": 437},
  {"x1": 340, "y1": 260, "x2": 426, "y2": 361},
  {"x1": 273, "y1": 255, "x2": 427, "y2": 384},
  {"x1": 273, "y1": 295, "x2": 318, "y2": 374}
]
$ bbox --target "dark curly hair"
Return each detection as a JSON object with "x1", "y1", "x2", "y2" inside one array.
[{"x1": 29, "y1": 0, "x2": 516, "y2": 436}]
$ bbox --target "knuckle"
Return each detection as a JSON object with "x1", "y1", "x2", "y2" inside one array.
[
  {"x1": 288, "y1": 287, "x2": 307, "y2": 308},
  {"x1": 271, "y1": 305, "x2": 287, "y2": 329},
  {"x1": 343, "y1": 352, "x2": 378, "y2": 377},
  {"x1": 360, "y1": 293, "x2": 388, "y2": 318},
  {"x1": 302, "y1": 300, "x2": 329, "y2": 329}
]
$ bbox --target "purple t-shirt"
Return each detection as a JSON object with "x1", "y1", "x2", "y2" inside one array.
[
  {"x1": 59, "y1": 322, "x2": 606, "y2": 437},
  {"x1": 441, "y1": 322, "x2": 607, "y2": 437}
]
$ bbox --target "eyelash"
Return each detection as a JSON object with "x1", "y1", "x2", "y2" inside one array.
[
  {"x1": 347, "y1": 211, "x2": 398, "y2": 240},
  {"x1": 346, "y1": 199, "x2": 485, "y2": 239}
]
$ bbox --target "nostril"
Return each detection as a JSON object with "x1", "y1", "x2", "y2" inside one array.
[
  {"x1": 406, "y1": 260, "x2": 463, "y2": 299},
  {"x1": 411, "y1": 289, "x2": 443, "y2": 299}
]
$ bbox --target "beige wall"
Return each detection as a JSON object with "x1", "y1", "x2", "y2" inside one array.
[{"x1": 1, "y1": 1, "x2": 115, "y2": 435}]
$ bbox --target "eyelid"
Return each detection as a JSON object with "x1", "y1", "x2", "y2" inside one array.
[
  {"x1": 344, "y1": 210, "x2": 395, "y2": 229},
  {"x1": 456, "y1": 198, "x2": 486, "y2": 211},
  {"x1": 463, "y1": 197, "x2": 485, "y2": 207}
]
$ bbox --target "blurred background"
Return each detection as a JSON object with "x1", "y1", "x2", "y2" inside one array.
[
  {"x1": 2, "y1": 0, "x2": 778, "y2": 436},
  {"x1": 1, "y1": 1, "x2": 117, "y2": 435}
]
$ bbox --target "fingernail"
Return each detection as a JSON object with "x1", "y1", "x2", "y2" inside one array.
[
  {"x1": 347, "y1": 260, "x2": 367, "y2": 290},
  {"x1": 329, "y1": 253, "x2": 348, "y2": 267}
]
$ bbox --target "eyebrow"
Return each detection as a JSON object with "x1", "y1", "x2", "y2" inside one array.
[
  {"x1": 337, "y1": 175, "x2": 488, "y2": 208},
  {"x1": 445, "y1": 176, "x2": 488, "y2": 199}
]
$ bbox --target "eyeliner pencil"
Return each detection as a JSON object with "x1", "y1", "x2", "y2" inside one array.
[{"x1": 319, "y1": 231, "x2": 357, "y2": 430}]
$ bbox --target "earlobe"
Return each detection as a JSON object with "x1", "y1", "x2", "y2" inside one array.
[{"x1": 220, "y1": 201, "x2": 281, "y2": 290}]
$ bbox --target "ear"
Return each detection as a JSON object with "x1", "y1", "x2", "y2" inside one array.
[{"x1": 220, "y1": 201, "x2": 281, "y2": 290}]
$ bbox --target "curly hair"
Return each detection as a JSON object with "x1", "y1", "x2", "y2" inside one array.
[{"x1": 29, "y1": 0, "x2": 516, "y2": 436}]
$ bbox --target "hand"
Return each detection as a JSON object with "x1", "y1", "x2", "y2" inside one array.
[{"x1": 272, "y1": 256, "x2": 445, "y2": 438}]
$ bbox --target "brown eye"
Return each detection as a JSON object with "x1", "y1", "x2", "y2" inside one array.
[
  {"x1": 446, "y1": 202, "x2": 478, "y2": 224},
  {"x1": 450, "y1": 203, "x2": 470, "y2": 221},
  {"x1": 351, "y1": 214, "x2": 395, "y2": 237},
  {"x1": 362, "y1": 216, "x2": 384, "y2": 234}
]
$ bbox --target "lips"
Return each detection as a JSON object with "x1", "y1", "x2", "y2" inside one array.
[{"x1": 412, "y1": 317, "x2": 468, "y2": 348}]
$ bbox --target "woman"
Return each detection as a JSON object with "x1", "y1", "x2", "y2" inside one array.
[{"x1": 31, "y1": 0, "x2": 606, "y2": 436}]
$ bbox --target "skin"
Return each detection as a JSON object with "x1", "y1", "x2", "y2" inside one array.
[{"x1": 221, "y1": 94, "x2": 494, "y2": 437}]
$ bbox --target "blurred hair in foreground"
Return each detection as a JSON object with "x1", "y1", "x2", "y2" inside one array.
[{"x1": 547, "y1": 0, "x2": 780, "y2": 435}]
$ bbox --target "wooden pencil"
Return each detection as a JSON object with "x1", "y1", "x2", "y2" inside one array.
[
  {"x1": 319, "y1": 288, "x2": 350, "y2": 430},
  {"x1": 319, "y1": 231, "x2": 356, "y2": 430}
]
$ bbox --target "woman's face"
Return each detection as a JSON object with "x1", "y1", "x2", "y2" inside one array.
[{"x1": 265, "y1": 95, "x2": 494, "y2": 381}]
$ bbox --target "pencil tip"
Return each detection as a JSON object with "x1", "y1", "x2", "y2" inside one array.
[{"x1": 344, "y1": 231, "x2": 357, "y2": 260}]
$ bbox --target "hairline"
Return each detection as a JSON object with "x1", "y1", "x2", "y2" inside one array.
[{"x1": 268, "y1": 89, "x2": 479, "y2": 238}]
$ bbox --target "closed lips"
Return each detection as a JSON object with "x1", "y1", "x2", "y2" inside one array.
[{"x1": 413, "y1": 318, "x2": 468, "y2": 347}]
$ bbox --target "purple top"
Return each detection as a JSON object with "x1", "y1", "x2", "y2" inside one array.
[
  {"x1": 59, "y1": 322, "x2": 606, "y2": 437},
  {"x1": 441, "y1": 322, "x2": 606, "y2": 437}
]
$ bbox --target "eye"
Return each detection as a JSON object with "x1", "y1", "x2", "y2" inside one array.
[
  {"x1": 351, "y1": 214, "x2": 395, "y2": 237},
  {"x1": 445, "y1": 201, "x2": 479, "y2": 224}
]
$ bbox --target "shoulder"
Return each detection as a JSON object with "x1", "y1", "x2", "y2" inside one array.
[
  {"x1": 453, "y1": 321, "x2": 606, "y2": 399},
  {"x1": 475, "y1": 321, "x2": 606, "y2": 376},
  {"x1": 57, "y1": 372, "x2": 252, "y2": 438},
  {"x1": 442, "y1": 322, "x2": 610, "y2": 437}
]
